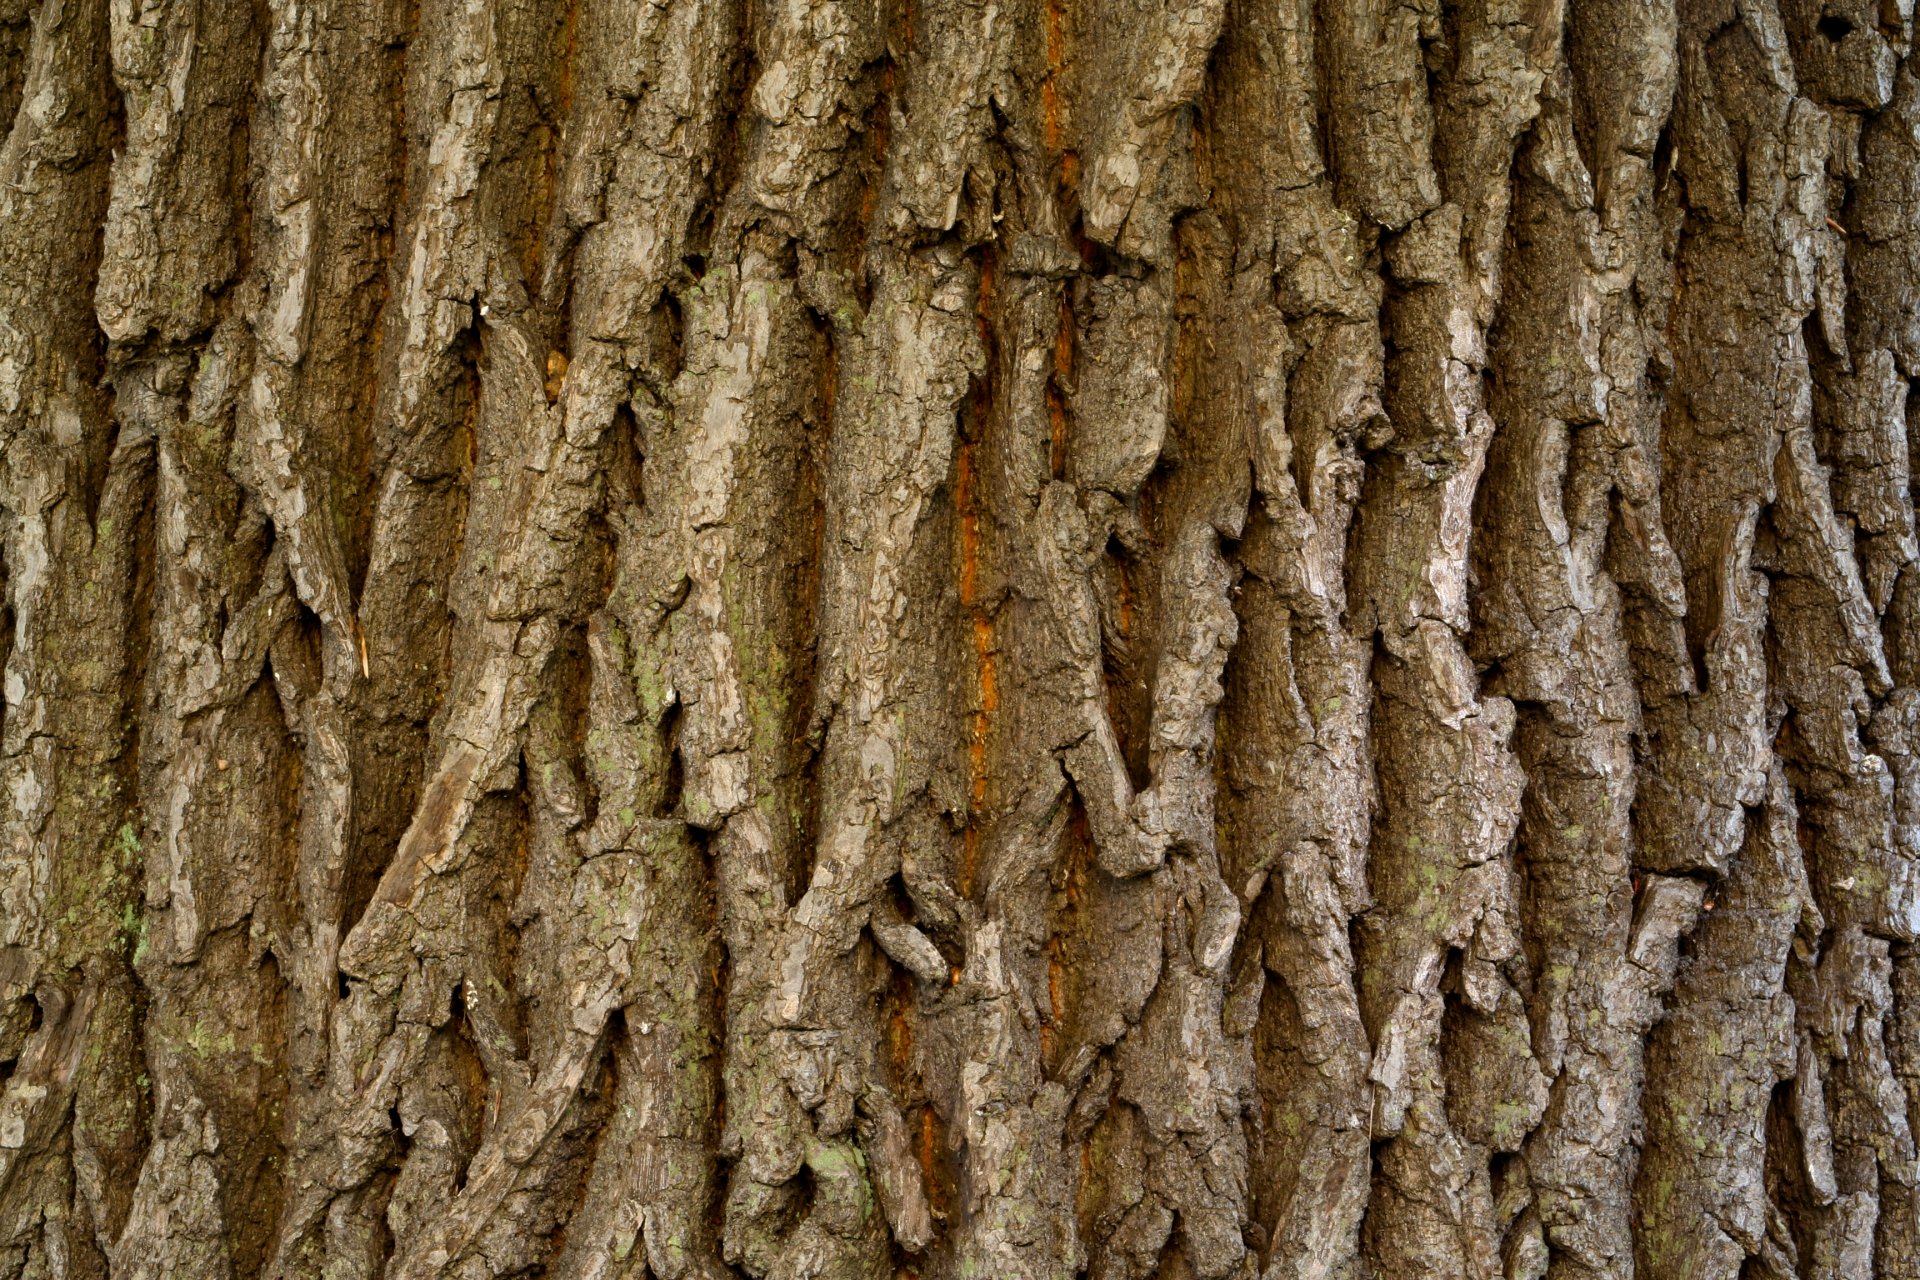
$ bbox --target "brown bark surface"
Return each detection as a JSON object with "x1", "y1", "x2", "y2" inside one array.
[{"x1": 3, "y1": 0, "x2": 1920, "y2": 1276}]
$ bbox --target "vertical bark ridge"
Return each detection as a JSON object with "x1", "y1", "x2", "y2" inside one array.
[
  {"x1": 1209, "y1": 5, "x2": 1382, "y2": 1275},
  {"x1": 1476, "y1": 36, "x2": 1703, "y2": 1280},
  {"x1": 0, "y1": 2, "x2": 140, "y2": 1275},
  {"x1": 1341, "y1": 4, "x2": 1550, "y2": 1274},
  {"x1": 96, "y1": 0, "x2": 284, "y2": 1273}
]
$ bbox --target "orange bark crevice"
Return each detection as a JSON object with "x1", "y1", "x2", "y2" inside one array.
[
  {"x1": 956, "y1": 436, "x2": 996, "y2": 898},
  {"x1": 1048, "y1": 299, "x2": 1072, "y2": 480},
  {"x1": 957, "y1": 255, "x2": 998, "y2": 901}
]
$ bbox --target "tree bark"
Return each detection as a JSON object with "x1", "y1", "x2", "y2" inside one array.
[{"x1": 3, "y1": 0, "x2": 1920, "y2": 1276}]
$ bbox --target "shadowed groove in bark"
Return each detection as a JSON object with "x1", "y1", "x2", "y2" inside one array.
[{"x1": 10, "y1": 0, "x2": 1920, "y2": 1277}]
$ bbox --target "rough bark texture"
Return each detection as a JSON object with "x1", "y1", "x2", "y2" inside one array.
[{"x1": 5, "y1": 0, "x2": 1920, "y2": 1276}]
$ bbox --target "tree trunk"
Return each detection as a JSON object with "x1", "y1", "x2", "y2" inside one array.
[{"x1": 3, "y1": 0, "x2": 1919, "y2": 1276}]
